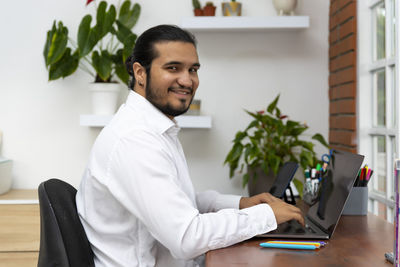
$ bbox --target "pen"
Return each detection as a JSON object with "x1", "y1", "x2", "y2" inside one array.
[{"x1": 260, "y1": 243, "x2": 317, "y2": 250}]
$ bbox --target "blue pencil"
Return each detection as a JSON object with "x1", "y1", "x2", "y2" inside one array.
[{"x1": 260, "y1": 242, "x2": 317, "y2": 250}]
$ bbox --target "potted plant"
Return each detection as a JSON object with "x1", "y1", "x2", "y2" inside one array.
[
  {"x1": 43, "y1": 0, "x2": 140, "y2": 115},
  {"x1": 222, "y1": 0, "x2": 242, "y2": 16},
  {"x1": 224, "y1": 94, "x2": 329, "y2": 196},
  {"x1": 203, "y1": 2, "x2": 216, "y2": 16},
  {"x1": 192, "y1": 0, "x2": 204, "y2": 16}
]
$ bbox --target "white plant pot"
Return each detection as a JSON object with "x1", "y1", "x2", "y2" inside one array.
[
  {"x1": 89, "y1": 83, "x2": 122, "y2": 115},
  {"x1": 0, "y1": 158, "x2": 13, "y2": 195},
  {"x1": 272, "y1": 0, "x2": 298, "y2": 16}
]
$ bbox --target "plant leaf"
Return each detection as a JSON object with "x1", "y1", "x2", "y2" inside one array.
[
  {"x1": 267, "y1": 94, "x2": 280, "y2": 114},
  {"x1": 48, "y1": 48, "x2": 79, "y2": 80},
  {"x1": 77, "y1": 15, "x2": 97, "y2": 58},
  {"x1": 118, "y1": 1, "x2": 141, "y2": 29},
  {"x1": 230, "y1": 143, "x2": 243, "y2": 162},
  {"x1": 115, "y1": 62, "x2": 130, "y2": 85},
  {"x1": 92, "y1": 50, "x2": 112, "y2": 81},
  {"x1": 242, "y1": 173, "x2": 249, "y2": 188},
  {"x1": 300, "y1": 150, "x2": 314, "y2": 168},
  {"x1": 234, "y1": 131, "x2": 247, "y2": 143},
  {"x1": 312, "y1": 133, "x2": 330, "y2": 148},
  {"x1": 122, "y1": 34, "x2": 137, "y2": 62},
  {"x1": 96, "y1": 1, "x2": 116, "y2": 39},
  {"x1": 44, "y1": 21, "x2": 69, "y2": 66}
]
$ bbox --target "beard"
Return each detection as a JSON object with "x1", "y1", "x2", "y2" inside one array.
[{"x1": 145, "y1": 77, "x2": 194, "y2": 117}]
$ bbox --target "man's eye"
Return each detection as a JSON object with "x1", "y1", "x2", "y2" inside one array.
[
  {"x1": 167, "y1": 66, "x2": 177, "y2": 71},
  {"x1": 190, "y1": 68, "x2": 198, "y2": 73}
]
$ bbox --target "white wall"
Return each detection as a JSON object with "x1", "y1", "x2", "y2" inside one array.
[{"x1": 0, "y1": 0, "x2": 329, "y2": 196}]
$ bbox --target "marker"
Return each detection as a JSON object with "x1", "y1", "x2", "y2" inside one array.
[{"x1": 260, "y1": 243, "x2": 317, "y2": 250}]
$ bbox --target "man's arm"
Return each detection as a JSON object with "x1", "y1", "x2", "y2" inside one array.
[
  {"x1": 196, "y1": 190, "x2": 241, "y2": 213},
  {"x1": 106, "y1": 132, "x2": 280, "y2": 260},
  {"x1": 240, "y1": 193, "x2": 304, "y2": 226}
]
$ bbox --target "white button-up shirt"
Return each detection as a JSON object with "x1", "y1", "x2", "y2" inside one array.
[{"x1": 76, "y1": 91, "x2": 277, "y2": 267}]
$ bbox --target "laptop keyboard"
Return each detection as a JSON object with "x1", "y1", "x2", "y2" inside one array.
[{"x1": 273, "y1": 219, "x2": 316, "y2": 234}]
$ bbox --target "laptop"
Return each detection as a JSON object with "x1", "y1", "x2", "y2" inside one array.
[{"x1": 258, "y1": 149, "x2": 364, "y2": 239}]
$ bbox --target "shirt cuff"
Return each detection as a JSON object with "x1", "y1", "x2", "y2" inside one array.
[
  {"x1": 214, "y1": 194, "x2": 242, "y2": 210},
  {"x1": 240, "y1": 203, "x2": 277, "y2": 234}
]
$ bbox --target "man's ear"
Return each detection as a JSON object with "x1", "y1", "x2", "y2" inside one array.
[{"x1": 132, "y1": 62, "x2": 147, "y2": 94}]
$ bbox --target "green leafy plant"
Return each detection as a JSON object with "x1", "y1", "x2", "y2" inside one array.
[
  {"x1": 43, "y1": 0, "x2": 140, "y2": 85},
  {"x1": 224, "y1": 94, "x2": 329, "y2": 188}
]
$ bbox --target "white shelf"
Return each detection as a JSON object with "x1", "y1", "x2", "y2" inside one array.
[
  {"x1": 80, "y1": 114, "x2": 212, "y2": 129},
  {"x1": 180, "y1": 16, "x2": 309, "y2": 32}
]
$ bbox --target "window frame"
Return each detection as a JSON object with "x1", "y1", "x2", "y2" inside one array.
[{"x1": 357, "y1": 0, "x2": 399, "y2": 222}]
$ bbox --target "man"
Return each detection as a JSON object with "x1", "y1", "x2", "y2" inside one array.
[{"x1": 76, "y1": 24, "x2": 304, "y2": 267}]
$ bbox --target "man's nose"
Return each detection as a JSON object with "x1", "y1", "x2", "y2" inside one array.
[{"x1": 177, "y1": 72, "x2": 193, "y2": 88}]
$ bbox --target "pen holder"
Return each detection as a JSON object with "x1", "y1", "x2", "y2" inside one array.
[
  {"x1": 342, "y1": 186, "x2": 368, "y2": 215},
  {"x1": 302, "y1": 179, "x2": 320, "y2": 206}
]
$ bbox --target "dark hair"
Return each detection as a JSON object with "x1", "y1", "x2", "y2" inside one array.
[{"x1": 125, "y1": 24, "x2": 197, "y2": 90}]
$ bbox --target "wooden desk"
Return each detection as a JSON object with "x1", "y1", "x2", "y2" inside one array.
[{"x1": 206, "y1": 214, "x2": 394, "y2": 267}]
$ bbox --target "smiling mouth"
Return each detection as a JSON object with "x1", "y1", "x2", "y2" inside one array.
[{"x1": 168, "y1": 87, "x2": 193, "y2": 96}]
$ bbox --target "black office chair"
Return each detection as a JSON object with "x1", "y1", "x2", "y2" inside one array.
[{"x1": 37, "y1": 178, "x2": 95, "y2": 267}]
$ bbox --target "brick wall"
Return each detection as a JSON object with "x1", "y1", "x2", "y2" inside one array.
[{"x1": 329, "y1": 0, "x2": 357, "y2": 153}]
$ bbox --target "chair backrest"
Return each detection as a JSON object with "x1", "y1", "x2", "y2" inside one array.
[{"x1": 37, "y1": 178, "x2": 94, "y2": 267}]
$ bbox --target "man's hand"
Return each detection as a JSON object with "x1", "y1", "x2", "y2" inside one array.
[{"x1": 239, "y1": 193, "x2": 304, "y2": 226}]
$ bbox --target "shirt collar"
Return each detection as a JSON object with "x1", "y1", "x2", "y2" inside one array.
[{"x1": 125, "y1": 90, "x2": 180, "y2": 135}]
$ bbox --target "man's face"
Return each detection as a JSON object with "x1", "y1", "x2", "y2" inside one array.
[{"x1": 144, "y1": 41, "x2": 200, "y2": 118}]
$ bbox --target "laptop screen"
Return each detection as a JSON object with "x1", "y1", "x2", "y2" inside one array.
[{"x1": 307, "y1": 150, "x2": 364, "y2": 236}]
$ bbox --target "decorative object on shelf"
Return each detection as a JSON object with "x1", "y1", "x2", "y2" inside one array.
[
  {"x1": 89, "y1": 82, "x2": 122, "y2": 115},
  {"x1": 272, "y1": 0, "x2": 298, "y2": 16},
  {"x1": 224, "y1": 94, "x2": 329, "y2": 196},
  {"x1": 186, "y1": 99, "x2": 201, "y2": 115},
  {"x1": 222, "y1": 0, "x2": 242, "y2": 16},
  {"x1": 43, "y1": 0, "x2": 140, "y2": 115},
  {"x1": 0, "y1": 132, "x2": 13, "y2": 195},
  {"x1": 203, "y1": 2, "x2": 216, "y2": 16},
  {"x1": 0, "y1": 157, "x2": 13, "y2": 195},
  {"x1": 192, "y1": 0, "x2": 204, "y2": 16}
]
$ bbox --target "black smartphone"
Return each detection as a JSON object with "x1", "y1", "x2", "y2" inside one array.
[{"x1": 269, "y1": 162, "x2": 299, "y2": 198}]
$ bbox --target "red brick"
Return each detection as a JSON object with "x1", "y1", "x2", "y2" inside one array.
[
  {"x1": 339, "y1": 18, "x2": 356, "y2": 39},
  {"x1": 330, "y1": 0, "x2": 338, "y2": 15},
  {"x1": 329, "y1": 130, "x2": 357, "y2": 146},
  {"x1": 330, "y1": 29, "x2": 340, "y2": 44},
  {"x1": 330, "y1": 83, "x2": 356, "y2": 99},
  {"x1": 338, "y1": 0, "x2": 355, "y2": 11},
  {"x1": 329, "y1": 35, "x2": 356, "y2": 58},
  {"x1": 329, "y1": 67, "x2": 356, "y2": 86},
  {"x1": 330, "y1": 99, "x2": 356, "y2": 114},
  {"x1": 330, "y1": 115, "x2": 356, "y2": 130},
  {"x1": 330, "y1": 2, "x2": 356, "y2": 30},
  {"x1": 330, "y1": 51, "x2": 356, "y2": 72}
]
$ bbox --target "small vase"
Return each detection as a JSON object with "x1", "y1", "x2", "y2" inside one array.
[
  {"x1": 272, "y1": 0, "x2": 298, "y2": 16},
  {"x1": 221, "y1": 2, "x2": 242, "y2": 16},
  {"x1": 88, "y1": 83, "x2": 121, "y2": 115},
  {"x1": 203, "y1": 5, "x2": 216, "y2": 16},
  {"x1": 193, "y1": 8, "x2": 204, "y2": 16}
]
